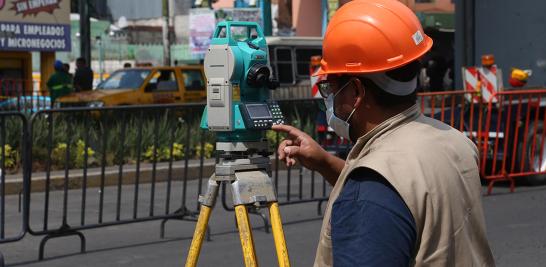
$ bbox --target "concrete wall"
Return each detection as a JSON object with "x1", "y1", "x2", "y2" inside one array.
[
  {"x1": 292, "y1": 0, "x2": 323, "y2": 36},
  {"x1": 455, "y1": 0, "x2": 546, "y2": 88}
]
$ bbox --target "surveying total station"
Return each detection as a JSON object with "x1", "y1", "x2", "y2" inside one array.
[{"x1": 185, "y1": 21, "x2": 290, "y2": 267}]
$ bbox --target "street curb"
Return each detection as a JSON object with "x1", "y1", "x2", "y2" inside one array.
[{"x1": 3, "y1": 158, "x2": 291, "y2": 195}]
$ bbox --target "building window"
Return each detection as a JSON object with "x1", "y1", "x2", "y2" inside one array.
[
  {"x1": 272, "y1": 48, "x2": 295, "y2": 84},
  {"x1": 181, "y1": 70, "x2": 205, "y2": 91},
  {"x1": 294, "y1": 48, "x2": 322, "y2": 78},
  {"x1": 146, "y1": 70, "x2": 178, "y2": 92}
]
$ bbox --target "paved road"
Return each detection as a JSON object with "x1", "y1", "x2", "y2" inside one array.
[{"x1": 1, "y1": 171, "x2": 546, "y2": 266}]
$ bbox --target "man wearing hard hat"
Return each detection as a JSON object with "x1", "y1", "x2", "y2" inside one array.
[{"x1": 272, "y1": 0, "x2": 494, "y2": 266}]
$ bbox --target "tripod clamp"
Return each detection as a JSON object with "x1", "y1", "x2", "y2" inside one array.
[{"x1": 199, "y1": 142, "x2": 278, "y2": 207}]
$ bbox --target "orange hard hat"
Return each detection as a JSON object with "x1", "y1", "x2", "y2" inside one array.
[{"x1": 316, "y1": 0, "x2": 433, "y2": 76}]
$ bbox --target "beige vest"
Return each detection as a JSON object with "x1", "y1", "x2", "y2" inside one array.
[{"x1": 314, "y1": 105, "x2": 495, "y2": 267}]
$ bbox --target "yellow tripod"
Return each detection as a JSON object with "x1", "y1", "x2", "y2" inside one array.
[{"x1": 185, "y1": 143, "x2": 290, "y2": 267}]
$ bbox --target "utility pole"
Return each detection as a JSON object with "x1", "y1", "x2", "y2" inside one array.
[
  {"x1": 321, "y1": 0, "x2": 328, "y2": 36},
  {"x1": 234, "y1": 0, "x2": 247, "y2": 8},
  {"x1": 79, "y1": 0, "x2": 91, "y2": 64},
  {"x1": 162, "y1": 0, "x2": 171, "y2": 66},
  {"x1": 260, "y1": 0, "x2": 272, "y2": 36},
  {"x1": 454, "y1": 0, "x2": 475, "y2": 89}
]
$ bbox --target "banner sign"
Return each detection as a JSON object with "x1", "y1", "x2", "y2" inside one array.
[
  {"x1": 0, "y1": 0, "x2": 70, "y2": 52},
  {"x1": 0, "y1": 21, "x2": 70, "y2": 51},
  {"x1": 189, "y1": 8, "x2": 263, "y2": 56},
  {"x1": 10, "y1": 0, "x2": 61, "y2": 17},
  {"x1": 189, "y1": 8, "x2": 216, "y2": 56}
]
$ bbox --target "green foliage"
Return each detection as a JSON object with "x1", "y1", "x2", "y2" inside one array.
[
  {"x1": 48, "y1": 140, "x2": 96, "y2": 169},
  {"x1": 171, "y1": 143, "x2": 185, "y2": 160},
  {"x1": 2, "y1": 99, "x2": 324, "y2": 172},
  {"x1": 75, "y1": 140, "x2": 96, "y2": 168},
  {"x1": 0, "y1": 144, "x2": 19, "y2": 171},
  {"x1": 194, "y1": 142, "x2": 214, "y2": 159},
  {"x1": 143, "y1": 143, "x2": 185, "y2": 162},
  {"x1": 51, "y1": 142, "x2": 68, "y2": 168}
]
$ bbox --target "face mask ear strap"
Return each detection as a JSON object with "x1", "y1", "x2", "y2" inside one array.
[
  {"x1": 344, "y1": 77, "x2": 364, "y2": 123},
  {"x1": 334, "y1": 77, "x2": 356, "y2": 97},
  {"x1": 345, "y1": 107, "x2": 356, "y2": 123}
]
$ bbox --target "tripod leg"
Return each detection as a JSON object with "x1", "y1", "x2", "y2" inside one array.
[
  {"x1": 186, "y1": 178, "x2": 219, "y2": 267},
  {"x1": 269, "y1": 202, "x2": 291, "y2": 267},
  {"x1": 185, "y1": 205, "x2": 213, "y2": 267},
  {"x1": 235, "y1": 205, "x2": 258, "y2": 267}
]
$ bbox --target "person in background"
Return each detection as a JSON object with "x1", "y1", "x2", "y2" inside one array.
[
  {"x1": 73, "y1": 57, "x2": 94, "y2": 92},
  {"x1": 62, "y1": 63, "x2": 73, "y2": 79},
  {"x1": 47, "y1": 60, "x2": 73, "y2": 105}
]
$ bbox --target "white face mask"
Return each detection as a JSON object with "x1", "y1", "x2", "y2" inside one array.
[{"x1": 324, "y1": 79, "x2": 356, "y2": 140}]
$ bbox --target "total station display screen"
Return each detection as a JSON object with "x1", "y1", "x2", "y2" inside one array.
[{"x1": 246, "y1": 104, "x2": 272, "y2": 119}]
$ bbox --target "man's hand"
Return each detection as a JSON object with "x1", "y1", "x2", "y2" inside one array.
[{"x1": 271, "y1": 124, "x2": 345, "y2": 185}]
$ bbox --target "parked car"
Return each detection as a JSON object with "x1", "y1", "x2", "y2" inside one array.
[
  {"x1": 57, "y1": 65, "x2": 207, "y2": 107},
  {"x1": 0, "y1": 95, "x2": 51, "y2": 113}
]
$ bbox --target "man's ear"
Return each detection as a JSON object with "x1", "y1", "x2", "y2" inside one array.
[{"x1": 352, "y1": 78, "x2": 365, "y2": 109}]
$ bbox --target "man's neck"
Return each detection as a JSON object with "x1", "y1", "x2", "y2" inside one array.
[{"x1": 353, "y1": 103, "x2": 414, "y2": 140}]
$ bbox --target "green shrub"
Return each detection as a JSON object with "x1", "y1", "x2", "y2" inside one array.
[
  {"x1": 51, "y1": 142, "x2": 68, "y2": 168},
  {"x1": 144, "y1": 143, "x2": 185, "y2": 162},
  {"x1": 50, "y1": 140, "x2": 96, "y2": 169},
  {"x1": 194, "y1": 142, "x2": 214, "y2": 159},
  {"x1": 0, "y1": 144, "x2": 19, "y2": 171},
  {"x1": 170, "y1": 143, "x2": 185, "y2": 160},
  {"x1": 74, "y1": 140, "x2": 96, "y2": 168}
]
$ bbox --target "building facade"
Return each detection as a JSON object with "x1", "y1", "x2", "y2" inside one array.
[{"x1": 0, "y1": 0, "x2": 71, "y2": 93}]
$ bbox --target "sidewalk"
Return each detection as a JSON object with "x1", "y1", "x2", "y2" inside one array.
[
  {"x1": 3, "y1": 158, "x2": 215, "y2": 195},
  {"x1": 3, "y1": 157, "x2": 293, "y2": 195}
]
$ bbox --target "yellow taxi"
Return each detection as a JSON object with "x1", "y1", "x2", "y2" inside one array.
[{"x1": 57, "y1": 65, "x2": 206, "y2": 107}]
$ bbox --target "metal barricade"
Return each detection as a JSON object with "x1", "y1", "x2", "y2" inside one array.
[
  {"x1": 481, "y1": 89, "x2": 546, "y2": 194},
  {"x1": 0, "y1": 79, "x2": 48, "y2": 114},
  {"x1": 3, "y1": 89, "x2": 546, "y2": 263},
  {"x1": 220, "y1": 99, "x2": 333, "y2": 230},
  {"x1": 418, "y1": 89, "x2": 546, "y2": 194},
  {"x1": 0, "y1": 112, "x2": 30, "y2": 259},
  {"x1": 26, "y1": 104, "x2": 213, "y2": 259},
  {"x1": 418, "y1": 90, "x2": 483, "y2": 135},
  {"x1": 275, "y1": 99, "x2": 333, "y2": 209}
]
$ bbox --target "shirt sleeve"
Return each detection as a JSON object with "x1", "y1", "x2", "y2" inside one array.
[{"x1": 331, "y1": 168, "x2": 416, "y2": 267}]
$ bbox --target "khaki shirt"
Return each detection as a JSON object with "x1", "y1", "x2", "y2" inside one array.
[{"x1": 314, "y1": 105, "x2": 495, "y2": 266}]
